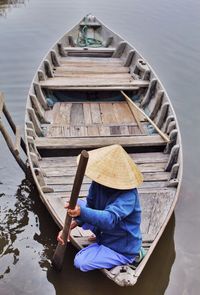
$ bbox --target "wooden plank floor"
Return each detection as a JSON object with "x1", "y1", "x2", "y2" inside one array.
[{"x1": 44, "y1": 101, "x2": 147, "y2": 138}]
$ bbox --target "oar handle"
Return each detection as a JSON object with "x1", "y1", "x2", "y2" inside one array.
[
  {"x1": 121, "y1": 90, "x2": 170, "y2": 143},
  {"x1": 52, "y1": 150, "x2": 89, "y2": 271},
  {"x1": 62, "y1": 150, "x2": 89, "y2": 244}
]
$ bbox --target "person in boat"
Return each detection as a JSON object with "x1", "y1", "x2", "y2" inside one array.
[{"x1": 57, "y1": 144, "x2": 144, "y2": 271}]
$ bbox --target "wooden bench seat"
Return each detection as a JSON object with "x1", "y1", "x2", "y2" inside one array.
[
  {"x1": 64, "y1": 46, "x2": 116, "y2": 58},
  {"x1": 40, "y1": 77, "x2": 149, "y2": 90},
  {"x1": 54, "y1": 66, "x2": 130, "y2": 75},
  {"x1": 59, "y1": 56, "x2": 124, "y2": 66},
  {"x1": 35, "y1": 134, "x2": 166, "y2": 149}
]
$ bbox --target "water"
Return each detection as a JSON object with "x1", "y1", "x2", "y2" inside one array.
[{"x1": 0, "y1": 0, "x2": 200, "y2": 294}]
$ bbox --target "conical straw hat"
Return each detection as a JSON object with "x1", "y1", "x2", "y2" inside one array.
[{"x1": 78, "y1": 144, "x2": 143, "y2": 189}]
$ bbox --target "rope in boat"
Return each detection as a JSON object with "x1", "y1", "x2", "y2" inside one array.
[{"x1": 76, "y1": 15, "x2": 103, "y2": 48}]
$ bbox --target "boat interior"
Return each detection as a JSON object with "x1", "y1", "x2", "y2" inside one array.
[{"x1": 24, "y1": 15, "x2": 181, "y2": 286}]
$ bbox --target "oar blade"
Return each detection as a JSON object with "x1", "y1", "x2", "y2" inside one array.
[{"x1": 52, "y1": 243, "x2": 67, "y2": 271}]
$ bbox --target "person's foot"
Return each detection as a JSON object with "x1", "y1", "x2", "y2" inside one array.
[{"x1": 88, "y1": 235, "x2": 96, "y2": 242}]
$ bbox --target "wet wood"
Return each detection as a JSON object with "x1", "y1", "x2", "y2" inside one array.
[
  {"x1": 0, "y1": 118, "x2": 27, "y2": 173},
  {"x1": 14, "y1": 126, "x2": 21, "y2": 155}
]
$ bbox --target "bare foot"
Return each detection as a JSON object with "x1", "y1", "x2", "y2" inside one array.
[{"x1": 88, "y1": 235, "x2": 96, "y2": 242}]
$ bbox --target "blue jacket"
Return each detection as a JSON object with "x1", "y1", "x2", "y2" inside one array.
[{"x1": 77, "y1": 182, "x2": 142, "y2": 257}]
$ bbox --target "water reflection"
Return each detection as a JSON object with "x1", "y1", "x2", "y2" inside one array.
[
  {"x1": 0, "y1": 0, "x2": 27, "y2": 17},
  {"x1": 0, "y1": 180, "x2": 31, "y2": 279},
  {"x1": 0, "y1": 176, "x2": 175, "y2": 294},
  {"x1": 0, "y1": 179, "x2": 56, "y2": 294},
  {"x1": 47, "y1": 215, "x2": 176, "y2": 295}
]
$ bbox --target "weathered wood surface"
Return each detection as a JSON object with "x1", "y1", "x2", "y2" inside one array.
[
  {"x1": 39, "y1": 151, "x2": 170, "y2": 194},
  {"x1": 54, "y1": 70, "x2": 130, "y2": 77},
  {"x1": 121, "y1": 91, "x2": 170, "y2": 143},
  {"x1": 40, "y1": 152, "x2": 169, "y2": 167},
  {"x1": 45, "y1": 124, "x2": 146, "y2": 137},
  {"x1": 40, "y1": 77, "x2": 149, "y2": 90},
  {"x1": 43, "y1": 101, "x2": 149, "y2": 137},
  {"x1": 54, "y1": 65, "x2": 129, "y2": 74},
  {"x1": 35, "y1": 134, "x2": 165, "y2": 149},
  {"x1": 59, "y1": 56, "x2": 123, "y2": 65},
  {"x1": 64, "y1": 47, "x2": 115, "y2": 53}
]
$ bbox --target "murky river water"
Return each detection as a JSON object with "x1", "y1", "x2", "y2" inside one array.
[{"x1": 0, "y1": 0, "x2": 200, "y2": 294}]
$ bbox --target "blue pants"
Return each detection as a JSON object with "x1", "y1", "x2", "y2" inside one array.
[{"x1": 74, "y1": 243, "x2": 134, "y2": 272}]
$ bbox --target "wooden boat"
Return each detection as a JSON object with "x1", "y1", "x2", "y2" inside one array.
[{"x1": 24, "y1": 15, "x2": 182, "y2": 286}]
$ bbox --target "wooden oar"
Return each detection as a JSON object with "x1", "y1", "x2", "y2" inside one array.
[
  {"x1": 121, "y1": 90, "x2": 170, "y2": 143},
  {"x1": 52, "y1": 150, "x2": 89, "y2": 271}
]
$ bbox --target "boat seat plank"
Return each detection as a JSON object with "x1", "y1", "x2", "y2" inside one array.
[
  {"x1": 35, "y1": 134, "x2": 166, "y2": 149},
  {"x1": 39, "y1": 77, "x2": 149, "y2": 90},
  {"x1": 41, "y1": 161, "x2": 166, "y2": 176},
  {"x1": 59, "y1": 56, "x2": 123, "y2": 65},
  {"x1": 54, "y1": 72, "x2": 131, "y2": 79},
  {"x1": 64, "y1": 47, "x2": 116, "y2": 53},
  {"x1": 63, "y1": 47, "x2": 116, "y2": 57},
  {"x1": 54, "y1": 65, "x2": 130, "y2": 74},
  {"x1": 40, "y1": 152, "x2": 169, "y2": 168}
]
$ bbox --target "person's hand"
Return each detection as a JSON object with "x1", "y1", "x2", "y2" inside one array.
[
  {"x1": 57, "y1": 230, "x2": 65, "y2": 245},
  {"x1": 57, "y1": 220, "x2": 78, "y2": 245},
  {"x1": 65, "y1": 202, "x2": 81, "y2": 218}
]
